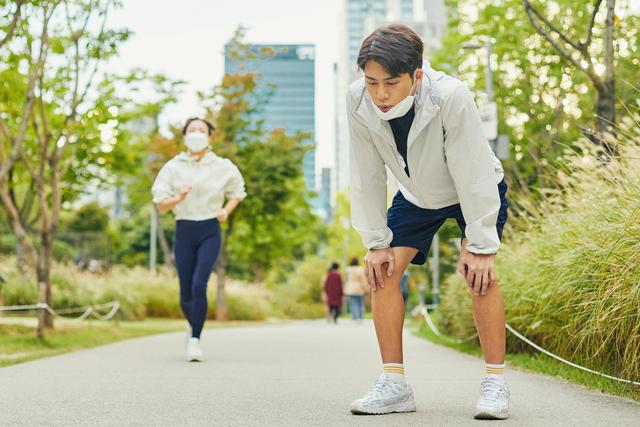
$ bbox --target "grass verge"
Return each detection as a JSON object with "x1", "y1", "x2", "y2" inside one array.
[{"x1": 0, "y1": 316, "x2": 265, "y2": 368}]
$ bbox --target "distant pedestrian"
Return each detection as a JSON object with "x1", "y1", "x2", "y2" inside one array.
[
  {"x1": 345, "y1": 257, "x2": 368, "y2": 322},
  {"x1": 323, "y1": 262, "x2": 344, "y2": 324}
]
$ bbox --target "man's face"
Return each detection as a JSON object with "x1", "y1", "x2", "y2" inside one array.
[{"x1": 363, "y1": 60, "x2": 422, "y2": 112}]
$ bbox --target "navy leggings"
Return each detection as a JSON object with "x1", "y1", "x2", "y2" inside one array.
[{"x1": 174, "y1": 218, "x2": 222, "y2": 338}]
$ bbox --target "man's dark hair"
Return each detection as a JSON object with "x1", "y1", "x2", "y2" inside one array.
[
  {"x1": 182, "y1": 117, "x2": 215, "y2": 136},
  {"x1": 330, "y1": 262, "x2": 340, "y2": 271},
  {"x1": 350, "y1": 257, "x2": 359, "y2": 266},
  {"x1": 357, "y1": 24, "x2": 423, "y2": 77}
]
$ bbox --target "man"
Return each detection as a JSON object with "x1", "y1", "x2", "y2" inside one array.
[{"x1": 347, "y1": 24, "x2": 510, "y2": 420}]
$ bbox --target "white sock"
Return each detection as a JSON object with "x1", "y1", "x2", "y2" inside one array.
[
  {"x1": 485, "y1": 362, "x2": 505, "y2": 383},
  {"x1": 383, "y1": 363, "x2": 405, "y2": 382}
]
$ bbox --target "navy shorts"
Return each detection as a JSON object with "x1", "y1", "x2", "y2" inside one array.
[{"x1": 387, "y1": 179, "x2": 509, "y2": 265}]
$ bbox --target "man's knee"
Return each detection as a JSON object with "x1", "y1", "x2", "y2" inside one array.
[{"x1": 372, "y1": 281, "x2": 403, "y2": 301}]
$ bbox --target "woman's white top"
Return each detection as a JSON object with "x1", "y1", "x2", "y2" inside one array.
[{"x1": 151, "y1": 151, "x2": 247, "y2": 221}]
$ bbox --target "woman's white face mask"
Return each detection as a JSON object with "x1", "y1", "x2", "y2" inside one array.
[
  {"x1": 184, "y1": 132, "x2": 209, "y2": 153},
  {"x1": 373, "y1": 72, "x2": 419, "y2": 121}
]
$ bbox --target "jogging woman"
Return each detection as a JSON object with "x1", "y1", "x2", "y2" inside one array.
[{"x1": 152, "y1": 117, "x2": 246, "y2": 361}]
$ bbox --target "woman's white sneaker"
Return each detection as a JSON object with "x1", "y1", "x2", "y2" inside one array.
[
  {"x1": 474, "y1": 377, "x2": 510, "y2": 420},
  {"x1": 186, "y1": 337, "x2": 203, "y2": 362},
  {"x1": 350, "y1": 373, "x2": 416, "y2": 415}
]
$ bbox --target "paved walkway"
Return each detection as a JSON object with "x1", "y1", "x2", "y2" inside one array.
[{"x1": 1, "y1": 320, "x2": 638, "y2": 426}]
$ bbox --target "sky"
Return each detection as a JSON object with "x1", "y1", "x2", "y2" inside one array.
[{"x1": 108, "y1": 0, "x2": 341, "y2": 172}]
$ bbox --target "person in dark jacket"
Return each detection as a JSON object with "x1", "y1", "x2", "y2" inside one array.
[{"x1": 324, "y1": 262, "x2": 344, "y2": 324}]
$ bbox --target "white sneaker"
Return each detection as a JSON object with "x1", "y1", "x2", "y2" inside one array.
[
  {"x1": 350, "y1": 373, "x2": 416, "y2": 415},
  {"x1": 186, "y1": 337, "x2": 203, "y2": 362},
  {"x1": 474, "y1": 377, "x2": 510, "y2": 420}
]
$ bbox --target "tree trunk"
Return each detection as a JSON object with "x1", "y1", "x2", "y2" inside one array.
[
  {"x1": 214, "y1": 218, "x2": 235, "y2": 321},
  {"x1": 15, "y1": 238, "x2": 29, "y2": 276},
  {"x1": 36, "y1": 279, "x2": 47, "y2": 339},
  {"x1": 595, "y1": 88, "x2": 616, "y2": 154},
  {"x1": 215, "y1": 253, "x2": 229, "y2": 321},
  {"x1": 0, "y1": 181, "x2": 37, "y2": 267},
  {"x1": 37, "y1": 228, "x2": 54, "y2": 329},
  {"x1": 597, "y1": 0, "x2": 616, "y2": 155},
  {"x1": 155, "y1": 207, "x2": 174, "y2": 267},
  {"x1": 253, "y1": 263, "x2": 264, "y2": 285}
]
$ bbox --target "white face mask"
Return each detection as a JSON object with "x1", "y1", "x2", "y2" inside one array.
[
  {"x1": 184, "y1": 132, "x2": 209, "y2": 153},
  {"x1": 373, "y1": 72, "x2": 419, "y2": 121}
]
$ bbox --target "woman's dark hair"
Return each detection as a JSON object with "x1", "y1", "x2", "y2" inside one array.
[
  {"x1": 350, "y1": 257, "x2": 359, "y2": 266},
  {"x1": 357, "y1": 24, "x2": 423, "y2": 78},
  {"x1": 182, "y1": 117, "x2": 215, "y2": 136},
  {"x1": 330, "y1": 262, "x2": 340, "y2": 271}
]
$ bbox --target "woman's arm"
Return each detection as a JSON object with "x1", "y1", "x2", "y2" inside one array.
[
  {"x1": 218, "y1": 162, "x2": 247, "y2": 222},
  {"x1": 216, "y1": 197, "x2": 241, "y2": 221},
  {"x1": 156, "y1": 186, "x2": 190, "y2": 213}
]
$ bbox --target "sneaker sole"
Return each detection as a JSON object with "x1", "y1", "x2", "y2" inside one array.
[
  {"x1": 351, "y1": 399, "x2": 416, "y2": 415},
  {"x1": 474, "y1": 410, "x2": 508, "y2": 420}
]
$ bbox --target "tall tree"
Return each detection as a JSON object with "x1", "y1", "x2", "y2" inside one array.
[
  {"x1": 431, "y1": 0, "x2": 639, "y2": 193},
  {"x1": 0, "y1": 0, "x2": 131, "y2": 337},
  {"x1": 522, "y1": 0, "x2": 618, "y2": 154}
]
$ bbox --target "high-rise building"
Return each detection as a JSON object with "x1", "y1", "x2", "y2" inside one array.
[
  {"x1": 423, "y1": 0, "x2": 447, "y2": 53},
  {"x1": 335, "y1": 0, "x2": 447, "y2": 193},
  {"x1": 225, "y1": 44, "x2": 316, "y2": 191},
  {"x1": 319, "y1": 167, "x2": 333, "y2": 222}
]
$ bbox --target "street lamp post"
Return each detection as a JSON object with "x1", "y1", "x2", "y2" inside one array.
[{"x1": 461, "y1": 40, "x2": 509, "y2": 160}]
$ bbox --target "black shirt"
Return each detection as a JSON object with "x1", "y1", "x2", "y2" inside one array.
[{"x1": 388, "y1": 106, "x2": 416, "y2": 177}]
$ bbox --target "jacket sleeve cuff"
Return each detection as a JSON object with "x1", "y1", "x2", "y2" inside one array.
[
  {"x1": 151, "y1": 188, "x2": 173, "y2": 204},
  {"x1": 226, "y1": 189, "x2": 247, "y2": 201},
  {"x1": 464, "y1": 222, "x2": 500, "y2": 255},
  {"x1": 356, "y1": 226, "x2": 394, "y2": 250}
]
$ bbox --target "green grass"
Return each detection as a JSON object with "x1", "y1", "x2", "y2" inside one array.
[
  {"x1": 0, "y1": 316, "x2": 265, "y2": 368},
  {"x1": 410, "y1": 316, "x2": 640, "y2": 402},
  {"x1": 0, "y1": 261, "x2": 271, "y2": 321}
]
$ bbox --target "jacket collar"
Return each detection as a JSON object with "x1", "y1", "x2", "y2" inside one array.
[
  {"x1": 351, "y1": 61, "x2": 443, "y2": 147},
  {"x1": 175, "y1": 150, "x2": 219, "y2": 164}
]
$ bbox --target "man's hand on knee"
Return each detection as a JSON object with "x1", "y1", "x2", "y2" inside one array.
[
  {"x1": 458, "y1": 239, "x2": 497, "y2": 296},
  {"x1": 364, "y1": 248, "x2": 395, "y2": 291}
]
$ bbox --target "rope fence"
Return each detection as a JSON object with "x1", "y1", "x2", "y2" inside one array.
[
  {"x1": 0, "y1": 300, "x2": 120, "y2": 322},
  {"x1": 415, "y1": 305, "x2": 640, "y2": 386}
]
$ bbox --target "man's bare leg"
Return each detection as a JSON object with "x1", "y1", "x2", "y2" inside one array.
[
  {"x1": 459, "y1": 238, "x2": 505, "y2": 364},
  {"x1": 372, "y1": 247, "x2": 418, "y2": 363},
  {"x1": 460, "y1": 238, "x2": 510, "y2": 419},
  {"x1": 350, "y1": 246, "x2": 418, "y2": 415},
  {"x1": 472, "y1": 285, "x2": 506, "y2": 363}
]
